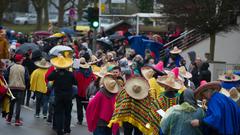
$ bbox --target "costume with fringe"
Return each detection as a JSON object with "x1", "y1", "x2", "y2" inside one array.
[
  {"x1": 108, "y1": 89, "x2": 153, "y2": 135},
  {"x1": 148, "y1": 92, "x2": 181, "y2": 135}
]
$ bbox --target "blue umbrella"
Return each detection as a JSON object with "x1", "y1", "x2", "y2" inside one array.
[
  {"x1": 60, "y1": 27, "x2": 75, "y2": 36},
  {"x1": 142, "y1": 39, "x2": 163, "y2": 62},
  {"x1": 129, "y1": 35, "x2": 148, "y2": 57}
]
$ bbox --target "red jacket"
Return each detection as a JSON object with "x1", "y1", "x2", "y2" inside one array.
[{"x1": 74, "y1": 69, "x2": 96, "y2": 97}]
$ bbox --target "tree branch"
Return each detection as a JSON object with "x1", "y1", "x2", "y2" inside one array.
[{"x1": 50, "y1": 0, "x2": 60, "y2": 10}]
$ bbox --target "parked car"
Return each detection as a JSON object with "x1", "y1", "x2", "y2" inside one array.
[{"x1": 14, "y1": 14, "x2": 37, "y2": 24}]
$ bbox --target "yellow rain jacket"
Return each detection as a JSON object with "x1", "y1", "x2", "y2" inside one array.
[
  {"x1": 148, "y1": 78, "x2": 165, "y2": 99},
  {"x1": 30, "y1": 68, "x2": 48, "y2": 93}
]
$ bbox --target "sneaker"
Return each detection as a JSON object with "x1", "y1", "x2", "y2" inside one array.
[
  {"x1": 6, "y1": 116, "x2": 11, "y2": 124},
  {"x1": 43, "y1": 115, "x2": 47, "y2": 119},
  {"x1": 15, "y1": 120, "x2": 23, "y2": 126},
  {"x1": 35, "y1": 114, "x2": 40, "y2": 118}
]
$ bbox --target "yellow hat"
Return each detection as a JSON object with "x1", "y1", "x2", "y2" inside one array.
[{"x1": 50, "y1": 55, "x2": 73, "y2": 69}]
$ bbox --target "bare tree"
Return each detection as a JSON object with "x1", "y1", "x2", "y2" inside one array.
[
  {"x1": 0, "y1": 0, "x2": 10, "y2": 25},
  {"x1": 50, "y1": 0, "x2": 73, "y2": 26},
  {"x1": 44, "y1": 0, "x2": 49, "y2": 24},
  {"x1": 31, "y1": 0, "x2": 45, "y2": 30},
  {"x1": 77, "y1": 0, "x2": 88, "y2": 21},
  {"x1": 161, "y1": 0, "x2": 240, "y2": 61}
]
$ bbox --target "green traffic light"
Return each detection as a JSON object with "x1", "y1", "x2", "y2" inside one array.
[{"x1": 92, "y1": 21, "x2": 99, "y2": 28}]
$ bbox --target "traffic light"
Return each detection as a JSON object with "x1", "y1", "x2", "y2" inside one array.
[
  {"x1": 82, "y1": 7, "x2": 99, "y2": 29},
  {"x1": 89, "y1": 7, "x2": 99, "y2": 29}
]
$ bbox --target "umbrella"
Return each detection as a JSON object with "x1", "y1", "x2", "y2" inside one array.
[
  {"x1": 50, "y1": 33, "x2": 65, "y2": 38},
  {"x1": 49, "y1": 45, "x2": 73, "y2": 56},
  {"x1": 96, "y1": 37, "x2": 113, "y2": 52},
  {"x1": 34, "y1": 31, "x2": 51, "y2": 36},
  {"x1": 15, "y1": 43, "x2": 40, "y2": 58},
  {"x1": 109, "y1": 33, "x2": 125, "y2": 41},
  {"x1": 60, "y1": 27, "x2": 75, "y2": 36}
]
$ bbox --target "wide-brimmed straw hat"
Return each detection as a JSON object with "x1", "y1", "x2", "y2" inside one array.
[
  {"x1": 194, "y1": 80, "x2": 221, "y2": 99},
  {"x1": 141, "y1": 66, "x2": 155, "y2": 80},
  {"x1": 125, "y1": 77, "x2": 150, "y2": 100},
  {"x1": 165, "y1": 67, "x2": 184, "y2": 82},
  {"x1": 157, "y1": 72, "x2": 183, "y2": 90},
  {"x1": 50, "y1": 55, "x2": 73, "y2": 69},
  {"x1": 89, "y1": 55, "x2": 100, "y2": 65},
  {"x1": 34, "y1": 58, "x2": 51, "y2": 69},
  {"x1": 152, "y1": 61, "x2": 166, "y2": 76},
  {"x1": 93, "y1": 68, "x2": 108, "y2": 78},
  {"x1": 79, "y1": 57, "x2": 90, "y2": 69},
  {"x1": 179, "y1": 66, "x2": 192, "y2": 79},
  {"x1": 170, "y1": 46, "x2": 182, "y2": 54},
  {"x1": 103, "y1": 74, "x2": 120, "y2": 94},
  {"x1": 218, "y1": 70, "x2": 240, "y2": 82}
]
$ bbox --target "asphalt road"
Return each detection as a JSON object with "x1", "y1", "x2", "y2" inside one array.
[{"x1": 0, "y1": 99, "x2": 91, "y2": 135}]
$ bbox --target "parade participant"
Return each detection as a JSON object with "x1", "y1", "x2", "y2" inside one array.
[
  {"x1": 160, "y1": 89, "x2": 205, "y2": 135},
  {"x1": 22, "y1": 50, "x2": 37, "y2": 106},
  {"x1": 131, "y1": 55, "x2": 144, "y2": 76},
  {"x1": 89, "y1": 55, "x2": 101, "y2": 73},
  {"x1": 148, "y1": 72, "x2": 183, "y2": 135},
  {"x1": 86, "y1": 70, "x2": 105, "y2": 100},
  {"x1": 86, "y1": 74, "x2": 120, "y2": 135},
  {"x1": 0, "y1": 29, "x2": 9, "y2": 59},
  {"x1": 119, "y1": 58, "x2": 133, "y2": 80},
  {"x1": 141, "y1": 66, "x2": 165, "y2": 99},
  {"x1": 5, "y1": 54, "x2": 29, "y2": 126},
  {"x1": 179, "y1": 66, "x2": 195, "y2": 90},
  {"x1": 108, "y1": 77, "x2": 152, "y2": 135},
  {"x1": 0, "y1": 61, "x2": 8, "y2": 117},
  {"x1": 191, "y1": 81, "x2": 240, "y2": 135},
  {"x1": 218, "y1": 70, "x2": 240, "y2": 90},
  {"x1": 48, "y1": 55, "x2": 76, "y2": 135},
  {"x1": 190, "y1": 57, "x2": 202, "y2": 88},
  {"x1": 199, "y1": 62, "x2": 211, "y2": 82},
  {"x1": 169, "y1": 46, "x2": 183, "y2": 67},
  {"x1": 74, "y1": 57, "x2": 96, "y2": 125},
  {"x1": 30, "y1": 58, "x2": 51, "y2": 118}
]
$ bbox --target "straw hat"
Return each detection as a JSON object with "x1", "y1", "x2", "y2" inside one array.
[
  {"x1": 93, "y1": 68, "x2": 108, "y2": 78},
  {"x1": 165, "y1": 67, "x2": 184, "y2": 82},
  {"x1": 194, "y1": 81, "x2": 221, "y2": 100},
  {"x1": 34, "y1": 58, "x2": 51, "y2": 69},
  {"x1": 102, "y1": 74, "x2": 120, "y2": 94},
  {"x1": 89, "y1": 55, "x2": 100, "y2": 65},
  {"x1": 179, "y1": 66, "x2": 192, "y2": 79},
  {"x1": 218, "y1": 70, "x2": 240, "y2": 82},
  {"x1": 141, "y1": 66, "x2": 155, "y2": 80},
  {"x1": 170, "y1": 46, "x2": 182, "y2": 54},
  {"x1": 152, "y1": 61, "x2": 166, "y2": 75},
  {"x1": 125, "y1": 77, "x2": 150, "y2": 100},
  {"x1": 50, "y1": 55, "x2": 73, "y2": 69},
  {"x1": 157, "y1": 72, "x2": 183, "y2": 90},
  {"x1": 79, "y1": 57, "x2": 90, "y2": 69}
]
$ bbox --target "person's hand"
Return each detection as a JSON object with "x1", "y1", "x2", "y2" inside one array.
[{"x1": 191, "y1": 119, "x2": 200, "y2": 127}]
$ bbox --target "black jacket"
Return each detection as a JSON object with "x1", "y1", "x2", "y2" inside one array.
[{"x1": 199, "y1": 62, "x2": 211, "y2": 82}]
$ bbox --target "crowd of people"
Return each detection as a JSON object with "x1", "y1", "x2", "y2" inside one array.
[{"x1": 0, "y1": 25, "x2": 239, "y2": 135}]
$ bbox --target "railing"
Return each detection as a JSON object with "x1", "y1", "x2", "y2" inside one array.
[{"x1": 160, "y1": 29, "x2": 209, "y2": 57}]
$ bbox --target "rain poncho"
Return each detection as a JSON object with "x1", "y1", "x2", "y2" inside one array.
[{"x1": 160, "y1": 89, "x2": 205, "y2": 135}]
